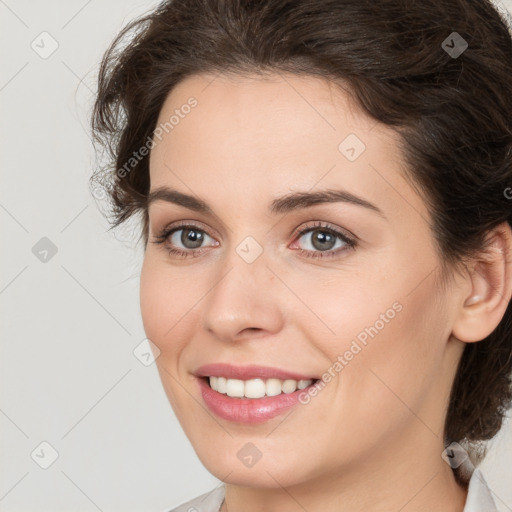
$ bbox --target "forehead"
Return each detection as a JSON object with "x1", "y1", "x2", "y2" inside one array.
[
  {"x1": 151, "y1": 71, "x2": 375, "y2": 165},
  {"x1": 148, "y1": 72, "x2": 428, "y2": 223}
]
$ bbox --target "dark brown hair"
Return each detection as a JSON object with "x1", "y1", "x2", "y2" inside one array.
[{"x1": 90, "y1": 0, "x2": 512, "y2": 473}]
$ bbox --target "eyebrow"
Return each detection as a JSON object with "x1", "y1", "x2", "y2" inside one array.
[{"x1": 147, "y1": 186, "x2": 386, "y2": 218}]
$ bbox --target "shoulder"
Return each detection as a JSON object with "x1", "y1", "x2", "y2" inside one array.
[{"x1": 166, "y1": 486, "x2": 225, "y2": 512}]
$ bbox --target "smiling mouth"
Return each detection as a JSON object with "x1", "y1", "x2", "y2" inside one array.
[{"x1": 204, "y1": 376, "x2": 320, "y2": 399}]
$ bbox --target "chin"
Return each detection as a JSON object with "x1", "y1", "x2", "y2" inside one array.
[{"x1": 192, "y1": 440, "x2": 316, "y2": 489}]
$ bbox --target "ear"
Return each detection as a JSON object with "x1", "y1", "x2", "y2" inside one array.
[{"x1": 451, "y1": 221, "x2": 512, "y2": 343}]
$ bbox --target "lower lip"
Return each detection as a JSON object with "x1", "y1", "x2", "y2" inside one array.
[{"x1": 197, "y1": 377, "x2": 315, "y2": 424}]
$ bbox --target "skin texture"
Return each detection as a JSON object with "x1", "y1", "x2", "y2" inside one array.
[{"x1": 139, "y1": 72, "x2": 512, "y2": 512}]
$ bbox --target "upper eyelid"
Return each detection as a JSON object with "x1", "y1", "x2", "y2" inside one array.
[{"x1": 154, "y1": 219, "x2": 218, "y2": 238}]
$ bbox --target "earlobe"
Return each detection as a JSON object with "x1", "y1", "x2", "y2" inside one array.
[{"x1": 451, "y1": 222, "x2": 512, "y2": 343}]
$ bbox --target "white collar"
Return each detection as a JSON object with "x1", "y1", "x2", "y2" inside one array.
[
  {"x1": 446, "y1": 443, "x2": 498, "y2": 511},
  {"x1": 462, "y1": 468, "x2": 498, "y2": 511}
]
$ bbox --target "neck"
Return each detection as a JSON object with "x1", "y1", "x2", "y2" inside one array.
[{"x1": 221, "y1": 435, "x2": 468, "y2": 512}]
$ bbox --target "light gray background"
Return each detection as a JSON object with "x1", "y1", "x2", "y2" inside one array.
[{"x1": 1, "y1": 1, "x2": 511, "y2": 511}]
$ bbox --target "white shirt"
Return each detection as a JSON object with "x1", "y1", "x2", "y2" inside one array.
[{"x1": 167, "y1": 467, "x2": 497, "y2": 512}]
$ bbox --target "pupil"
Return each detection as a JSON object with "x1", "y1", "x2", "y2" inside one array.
[
  {"x1": 182, "y1": 228, "x2": 203, "y2": 248},
  {"x1": 312, "y1": 230, "x2": 335, "y2": 251}
]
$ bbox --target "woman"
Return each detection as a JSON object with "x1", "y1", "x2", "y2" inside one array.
[{"x1": 90, "y1": 0, "x2": 512, "y2": 510}]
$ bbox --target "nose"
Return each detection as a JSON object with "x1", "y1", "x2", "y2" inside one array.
[{"x1": 201, "y1": 250, "x2": 284, "y2": 343}]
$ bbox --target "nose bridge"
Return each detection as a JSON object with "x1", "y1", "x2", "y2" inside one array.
[{"x1": 201, "y1": 237, "x2": 283, "y2": 341}]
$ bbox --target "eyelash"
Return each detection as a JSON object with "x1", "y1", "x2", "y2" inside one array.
[{"x1": 151, "y1": 220, "x2": 358, "y2": 260}]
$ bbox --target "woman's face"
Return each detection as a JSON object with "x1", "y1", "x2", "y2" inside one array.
[{"x1": 140, "y1": 72, "x2": 466, "y2": 488}]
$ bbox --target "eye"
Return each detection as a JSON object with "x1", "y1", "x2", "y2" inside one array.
[
  {"x1": 290, "y1": 221, "x2": 357, "y2": 259},
  {"x1": 151, "y1": 222, "x2": 218, "y2": 258},
  {"x1": 151, "y1": 220, "x2": 357, "y2": 260}
]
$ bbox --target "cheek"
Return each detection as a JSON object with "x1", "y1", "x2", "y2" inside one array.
[
  {"x1": 310, "y1": 239, "x2": 444, "y2": 369},
  {"x1": 332, "y1": 276, "x2": 448, "y2": 433},
  {"x1": 303, "y1": 255, "x2": 447, "y2": 415},
  {"x1": 139, "y1": 254, "x2": 210, "y2": 359},
  {"x1": 139, "y1": 256, "x2": 163, "y2": 342},
  {"x1": 139, "y1": 256, "x2": 198, "y2": 411},
  {"x1": 139, "y1": 255, "x2": 186, "y2": 350},
  {"x1": 289, "y1": 263, "x2": 400, "y2": 357}
]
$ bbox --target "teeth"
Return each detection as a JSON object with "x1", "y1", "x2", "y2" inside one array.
[
  {"x1": 245, "y1": 378, "x2": 266, "y2": 398},
  {"x1": 226, "y1": 379, "x2": 244, "y2": 398},
  {"x1": 217, "y1": 377, "x2": 227, "y2": 394},
  {"x1": 266, "y1": 378, "x2": 282, "y2": 397},
  {"x1": 297, "y1": 379, "x2": 311, "y2": 390},
  {"x1": 208, "y1": 376, "x2": 314, "y2": 398}
]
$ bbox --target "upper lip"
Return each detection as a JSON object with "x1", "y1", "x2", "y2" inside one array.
[{"x1": 195, "y1": 363, "x2": 318, "y2": 381}]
